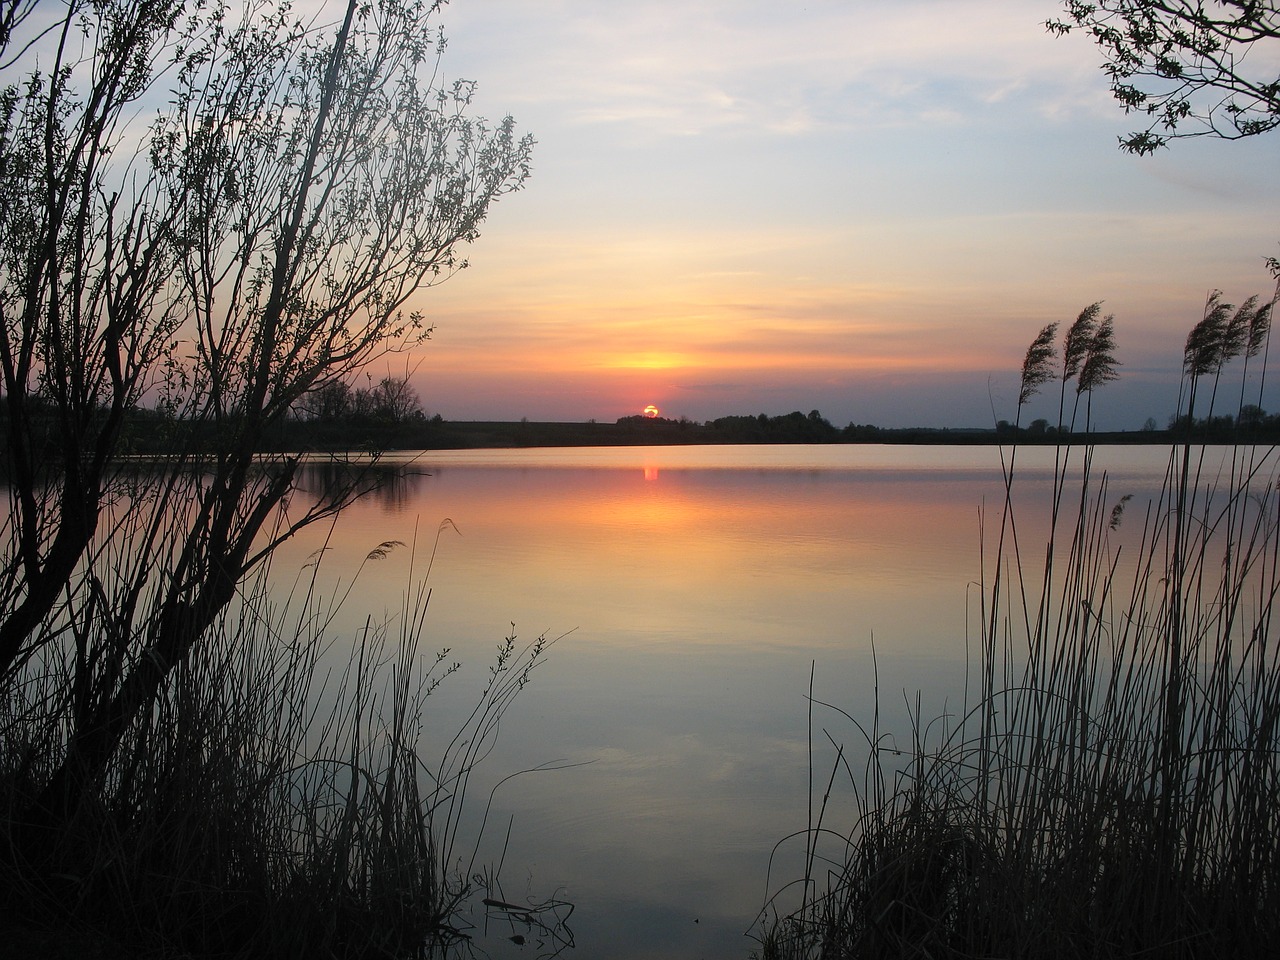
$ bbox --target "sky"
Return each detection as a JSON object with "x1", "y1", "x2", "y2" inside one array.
[{"x1": 391, "y1": 0, "x2": 1279, "y2": 430}]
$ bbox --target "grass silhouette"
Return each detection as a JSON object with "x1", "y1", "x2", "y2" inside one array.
[
  {"x1": 1, "y1": 521, "x2": 571, "y2": 958},
  {"x1": 756, "y1": 286, "x2": 1280, "y2": 959}
]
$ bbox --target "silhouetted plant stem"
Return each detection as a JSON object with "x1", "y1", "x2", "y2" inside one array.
[{"x1": 758, "y1": 287, "x2": 1280, "y2": 958}]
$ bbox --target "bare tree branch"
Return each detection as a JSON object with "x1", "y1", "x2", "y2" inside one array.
[{"x1": 1049, "y1": 1, "x2": 1280, "y2": 152}]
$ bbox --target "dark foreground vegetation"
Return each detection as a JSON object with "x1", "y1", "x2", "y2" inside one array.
[
  {"x1": 3, "y1": 546, "x2": 570, "y2": 958},
  {"x1": 754, "y1": 291, "x2": 1280, "y2": 958},
  {"x1": 0, "y1": 2, "x2": 571, "y2": 958}
]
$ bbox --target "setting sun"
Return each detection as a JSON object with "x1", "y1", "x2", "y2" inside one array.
[{"x1": 642, "y1": 404, "x2": 660, "y2": 418}]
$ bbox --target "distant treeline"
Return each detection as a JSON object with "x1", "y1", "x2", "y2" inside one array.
[{"x1": 5, "y1": 394, "x2": 1280, "y2": 458}]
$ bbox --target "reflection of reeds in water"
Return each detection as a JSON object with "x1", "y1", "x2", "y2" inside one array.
[
  {"x1": 1, "y1": 525, "x2": 572, "y2": 957},
  {"x1": 756, "y1": 288, "x2": 1280, "y2": 959}
]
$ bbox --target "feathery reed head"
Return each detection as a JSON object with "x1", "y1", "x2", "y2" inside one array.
[
  {"x1": 1184, "y1": 290, "x2": 1233, "y2": 376},
  {"x1": 1077, "y1": 313, "x2": 1119, "y2": 394},
  {"x1": 1246, "y1": 296, "x2": 1272, "y2": 359},
  {"x1": 1020, "y1": 323, "x2": 1059, "y2": 405},
  {"x1": 1063, "y1": 302, "x2": 1102, "y2": 380}
]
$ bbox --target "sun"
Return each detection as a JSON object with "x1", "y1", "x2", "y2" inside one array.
[{"x1": 642, "y1": 404, "x2": 660, "y2": 419}]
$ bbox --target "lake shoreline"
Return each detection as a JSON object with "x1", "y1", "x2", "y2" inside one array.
[{"x1": 260, "y1": 418, "x2": 1216, "y2": 452}]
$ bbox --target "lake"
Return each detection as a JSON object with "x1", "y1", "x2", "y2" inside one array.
[{"x1": 271, "y1": 442, "x2": 1186, "y2": 958}]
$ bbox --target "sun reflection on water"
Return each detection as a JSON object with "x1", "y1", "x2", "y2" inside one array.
[{"x1": 266, "y1": 444, "x2": 1179, "y2": 960}]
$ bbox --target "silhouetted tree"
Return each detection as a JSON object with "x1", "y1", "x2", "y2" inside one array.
[
  {"x1": 1048, "y1": 1, "x2": 1280, "y2": 153},
  {"x1": 371, "y1": 375, "x2": 423, "y2": 423},
  {"x1": 294, "y1": 379, "x2": 354, "y2": 422},
  {"x1": 0, "y1": 0, "x2": 532, "y2": 833},
  {"x1": 1239, "y1": 402, "x2": 1267, "y2": 428}
]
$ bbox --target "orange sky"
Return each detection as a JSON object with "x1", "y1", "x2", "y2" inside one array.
[{"x1": 385, "y1": 0, "x2": 1279, "y2": 430}]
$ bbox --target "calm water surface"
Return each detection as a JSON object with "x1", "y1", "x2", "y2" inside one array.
[{"x1": 275, "y1": 443, "x2": 1181, "y2": 958}]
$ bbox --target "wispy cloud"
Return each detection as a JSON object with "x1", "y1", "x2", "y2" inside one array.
[
  {"x1": 448, "y1": 0, "x2": 1112, "y2": 139},
  {"x1": 408, "y1": 0, "x2": 1280, "y2": 427}
]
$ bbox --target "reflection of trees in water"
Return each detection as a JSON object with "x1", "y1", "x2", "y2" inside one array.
[
  {"x1": 295, "y1": 460, "x2": 432, "y2": 510},
  {"x1": 0, "y1": 459, "x2": 434, "y2": 514}
]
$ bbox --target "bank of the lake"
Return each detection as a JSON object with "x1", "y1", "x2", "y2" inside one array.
[
  {"x1": 50, "y1": 400, "x2": 1263, "y2": 456},
  {"x1": 255, "y1": 416, "x2": 1224, "y2": 453}
]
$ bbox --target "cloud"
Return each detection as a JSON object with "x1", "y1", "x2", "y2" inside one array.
[
  {"x1": 444, "y1": 0, "x2": 1111, "y2": 141},
  {"x1": 403, "y1": 0, "x2": 1280, "y2": 430}
]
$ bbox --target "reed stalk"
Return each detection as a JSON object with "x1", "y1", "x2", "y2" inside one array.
[
  {"x1": 756, "y1": 286, "x2": 1280, "y2": 959},
  {"x1": 0, "y1": 512, "x2": 570, "y2": 958}
]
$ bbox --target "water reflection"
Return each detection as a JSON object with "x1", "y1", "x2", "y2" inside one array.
[
  {"x1": 254, "y1": 444, "x2": 1183, "y2": 959},
  {"x1": 294, "y1": 458, "x2": 433, "y2": 510}
]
